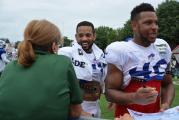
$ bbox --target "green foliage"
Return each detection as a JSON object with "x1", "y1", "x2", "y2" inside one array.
[
  {"x1": 117, "y1": 20, "x2": 133, "y2": 41},
  {"x1": 100, "y1": 95, "x2": 114, "y2": 119},
  {"x1": 94, "y1": 0, "x2": 179, "y2": 50},
  {"x1": 95, "y1": 26, "x2": 119, "y2": 50},
  {"x1": 95, "y1": 20, "x2": 133, "y2": 51},
  {"x1": 156, "y1": 0, "x2": 179, "y2": 49},
  {"x1": 14, "y1": 41, "x2": 21, "y2": 49},
  {"x1": 61, "y1": 1, "x2": 179, "y2": 51},
  {"x1": 62, "y1": 36, "x2": 73, "y2": 47}
]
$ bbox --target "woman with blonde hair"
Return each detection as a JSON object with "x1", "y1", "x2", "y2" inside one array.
[{"x1": 0, "y1": 19, "x2": 82, "y2": 120}]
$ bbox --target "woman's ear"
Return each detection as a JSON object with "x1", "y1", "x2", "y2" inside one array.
[{"x1": 51, "y1": 42, "x2": 58, "y2": 54}]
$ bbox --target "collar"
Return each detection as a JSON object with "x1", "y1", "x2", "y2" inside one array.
[
  {"x1": 34, "y1": 49, "x2": 51, "y2": 55},
  {"x1": 73, "y1": 42, "x2": 104, "y2": 60}
]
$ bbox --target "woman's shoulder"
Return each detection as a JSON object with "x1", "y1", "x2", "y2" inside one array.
[{"x1": 49, "y1": 54, "x2": 72, "y2": 65}]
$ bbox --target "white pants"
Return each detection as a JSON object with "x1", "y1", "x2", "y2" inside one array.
[{"x1": 81, "y1": 100, "x2": 101, "y2": 118}]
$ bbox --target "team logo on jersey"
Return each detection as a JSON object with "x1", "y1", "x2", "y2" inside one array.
[
  {"x1": 148, "y1": 53, "x2": 155, "y2": 59},
  {"x1": 78, "y1": 48, "x2": 83, "y2": 55},
  {"x1": 72, "y1": 58, "x2": 85, "y2": 68}
]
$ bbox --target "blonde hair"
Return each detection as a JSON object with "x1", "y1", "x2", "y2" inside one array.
[{"x1": 18, "y1": 19, "x2": 61, "y2": 67}]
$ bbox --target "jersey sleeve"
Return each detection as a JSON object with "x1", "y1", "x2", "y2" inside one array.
[
  {"x1": 1, "y1": 53, "x2": 10, "y2": 63},
  {"x1": 155, "y1": 38, "x2": 172, "y2": 73},
  {"x1": 164, "y1": 41, "x2": 172, "y2": 73},
  {"x1": 165, "y1": 42, "x2": 172, "y2": 63},
  {"x1": 58, "y1": 47, "x2": 73, "y2": 59},
  {"x1": 155, "y1": 38, "x2": 172, "y2": 64},
  {"x1": 105, "y1": 42, "x2": 128, "y2": 71}
]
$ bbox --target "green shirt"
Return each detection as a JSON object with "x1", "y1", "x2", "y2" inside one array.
[{"x1": 0, "y1": 51, "x2": 82, "y2": 120}]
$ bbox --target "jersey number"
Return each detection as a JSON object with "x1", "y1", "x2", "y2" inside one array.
[{"x1": 129, "y1": 59, "x2": 167, "y2": 80}]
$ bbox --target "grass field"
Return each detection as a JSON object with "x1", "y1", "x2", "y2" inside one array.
[{"x1": 100, "y1": 78, "x2": 179, "y2": 119}]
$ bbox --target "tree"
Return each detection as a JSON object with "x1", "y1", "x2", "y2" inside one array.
[
  {"x1": 117, "y1": 0, "x2": 179, "y2": 49},
  {"x1": 117, "y1": 20, "x2": 133, "y2": 41},
  {"x1": 156, "y1": 0, "x2": 179, "y2": 49},
  {"x1": 15, "y1": 41, "x2": 21, "y2": 49},
  {"x1": 62, "y1": 36, "x2": 73, "y2": 47},
  {"x1": 95, "y1": 26, "x2": 118, "y2": 50},
  {"x1": 95, "y1": 21, "x2": 133, "y2": 50}
]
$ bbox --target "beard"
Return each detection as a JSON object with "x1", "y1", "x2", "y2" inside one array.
[
  {"x1": 140, "y1": 35, "x2": 151, "y2": 46},
  {"x1": 138, "y1": 32, "x2": 156, "y2": 47},
  {"x1": 79, "y1": 41, "x2": 93, "y2": 53}
]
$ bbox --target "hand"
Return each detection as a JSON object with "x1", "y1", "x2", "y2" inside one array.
[
  {"x1": 81, "y1": 110, "x2": 92, "y2": 117},
  {"x1": 107, "y1": 102, "x2": 116, "y2": 111},
  {"x1": 132, "y1": 86, "x2": 158, "y2": 105},
  {"x1": 160, "y1": 103, "x2": 169, "y2": 112},
  {"x1": 115, "y1": 113, "x2": 133, "y2": 120},
  {"x1": 70, "y1": 104, "x2": 82, "y2": 118}
]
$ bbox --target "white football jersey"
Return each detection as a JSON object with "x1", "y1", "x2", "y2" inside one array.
[
  {"x1": 58, "y1": 42, "x2": 107, "y2": 117},
  {"x1": 105, "y1": 38, "x2": 171, "y2": 88},
  {"x1": 58, "y1": 42, "x2": 107, "y2": 83}
]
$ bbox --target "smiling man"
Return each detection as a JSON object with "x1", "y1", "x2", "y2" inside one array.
[
  {"x1": 105, "y1": 3, "x2": 175, "y2": 118},
  {"x1": 58, "y1": 21, "x2": 107, "y2": 118}
]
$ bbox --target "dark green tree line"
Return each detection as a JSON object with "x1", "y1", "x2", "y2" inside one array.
[
  {"x1": 62, "y1": 36, "x2": 73, "y2": 47},
  {"x1": 62, "y1": 0, "x2": 178, "y2": 50},
  {"x1": 95, "y1": 0, "x2": 179, "y2": 50},
  {"x1": 95, "y1": 26, "x2": 118, "y2": 50},
  {"x1": 156, "y1": 0, "x2": 179, "y2": 49}
]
